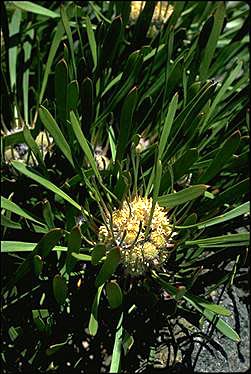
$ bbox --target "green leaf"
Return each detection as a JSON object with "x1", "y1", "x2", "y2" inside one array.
[
  {"x1": 110, "y1": 312, "x2": 123, "y2": 373},
  {"x1": 160, "y1": 148, "x2": 198, "y2": 192},
  {"x1": 177, "y1": 202, "x2": 249, "y2": 230},
  {"x1": 182, "y1": 213, "x2": 198, "y2": 226},
  {"x1": 42, "y1": 199, "x2": 55, "y2": 229},
  {"x1": 173, "y1": 148, "x2": 199, "y2": 182},
  {"x1": 3, "y1": 229, "x2": 63, "y2": 291},
  {"x1": 1, "y1": 196, "x2": 45, "y2": 226},
  {"x1": 153, "y1": 160, "x2": 162, "y2": 203},
  {"x1": 33, "y1": 255, "x2": 43, "y2": 277},
  {"x1": 158, "y1": 185, "x2": 208, "y2": 208},
  {"x1": 122, "y1": 330, "x2": 134, "y2": 356},
  {"x1": 114, "y1": 171, "x2": 131, "y2": 201},
  {"x1": 53, "y1": 274, "x2": 68, "y2": 305},
  {"x1": 116, "y1": 87, "x2": 138, "y2": 162},
  {"x1": 198, "y1": 131, "x2": 241, "y2": 183},
  {"x1": 39, "y1": 106, "x2": 74, "y2": 166},
  {"x1": 91, "y1": 244, "x2": 106, "y2": 265},
  {"x1": 67, "y1": 80, "x2": 79, "y2": 113},
  {"x1": 100, "y1": 16, "x2": 123, "y2": 68},
  {"x1": 39, "y1": 20, "x2": 65, "y2": 103},
  {"x1": 158, "y1": 93, "x2": 178, "y2": 160},
  {"x1": 184, "y1": 295, "x2": 240, "y2": 342},
  {"x1": 61, "y1": 6, "x2": 77, "y2": 77},
  {"x1": 36, "y1": 228, "x2": 64, "y2": 258},
  {"x1": 115, "y1": 2, "x2": 131, "y2": 24},
  {"x1": 199, "y1": 2, "x2": 225, "y2": 81},
  {"x1": 8, "y1": 9, "x2": 21, "y2": 90},
  {"x1": 1, "y1": 214, "x2": 22, "y2": 230},
  {"x1": 184, "y1": 294, "x2": 231, "y2": 317},
  {"x1": 85, "y1": 16, "x2": 97, "y2": 70},
  {"x1": 211, "y1": 178, "x2": 249, "y2": 208},
  {"x1": 66, "y1": 225, "x2": 82, "y2": 274},
  {"x1": 1, "y1": 241, "x2": 67, "y2": 253},
  {"x1": 55, "y1": 59, "x2": 68, "y2": 124},
  {"x1": 32, "y1": 309, "x2": 48, "y2": 332},
  {"x1": 95, "y1": 248, "x2": 121, "y2": 288},
  {"x1": 200, "y1": 61, "x2": 243, "y2": 132},
  {"x1": 23, "y1": 28, "x2": 34, "y2": 124},
  {"x1": 108, "y1": 125, "x2": 116, "y2": 162},
  {"x1": 2, "y1": 130, "x2": 26, "y2": 148},
  {"x1": 204, "y1": 309, "x2": 240, "y2": 342},
  {"x1": 11, "y1": 161, "x2": 82, "y2": 212},
  {"x1": 12, "y1": 1, "x2": 59, "y2": 18},
  {"x1": 98, "y1": 51, "x2": 143, "y2": 121},
  {"x1": 80, "y1": 77, "x2": 93, "y2": 134},
  {"x1": 166, "y1": 81, "x2": 217, "y2": 158},
  {"x1": 8, "y1": 326, "x2": 22, "y2": 341},
  {"x1": 106, "y1": 281, "x2": 123, "y2": 309},
  {"x1": 175, "y1": 285, "x2": 187, "y2": 300},
  {"x1": 23, "y1": 125, "x2": 47, "y2": 172},
  {"x1": 71, "y1": 252, "x2": 92, "y2": 262},
  {"x1": 153, "y1": 272, "x2": 232, "y2": 317},
  {"x1": 46, "y1": 340, "x2": 68, "y2": 356},
  {"x1": 88, "y1": 285, "x2": 104, "y2": 336},
  {"x1": 185, "y1": 232, "x2": 249, "y2": 248},
  {"x1": 102, "y1": 42, "x2": 160, "y2": 97},
  {"x1": 70, "y1": 111, "x2": 101, "y2": 181},
  {"x1": 132, "y1": 1, "x2": 156, "y2": 46}
]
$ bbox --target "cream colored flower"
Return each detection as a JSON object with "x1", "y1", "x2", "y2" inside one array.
[
  {"x1": 98, "y1": 196, "x2": 175, "y2": 276},
  {"x1": 35, "y1": 131, "x2": 53, "y2": 151}
]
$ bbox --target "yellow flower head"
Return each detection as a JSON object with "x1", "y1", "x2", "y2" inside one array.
[{"x1": 98, "y1": 196, "x2": 175, "y2": 276}]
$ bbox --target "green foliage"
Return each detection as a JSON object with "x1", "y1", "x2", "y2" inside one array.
[{"x1": 1, "y1": 1, "x2": 249, "y2": 372}]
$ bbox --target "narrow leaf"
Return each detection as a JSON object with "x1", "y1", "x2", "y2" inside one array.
[
  {"x1": 122, "y1": 330, "x2": 134, "y2": 356},
  {"x1": 198, "y1": 131, "x2": 240, "y2": 183},
  {"x1": 66, "y1": 225, "x2": 82, "y2": 274},
  {"x1": 3, "y1": 229, "x2": 63, "y2": 291},
  {"x1": 33, "y1": 255, "x2": 43, "y2": 277},
  {"x1": 85, "y1": 16, "x2": 97, "y2": 70},
  {"x1": 46, "y1": 340, "x2": 68, "y2": 356},
  {"x1": 110, "y1": 312, "x2": 123, "y2": 373},
  {"x1": 88, "y1": 285, "x2": 104, "y2": 336},
  {"x1": 71, "y1": 252, "x2": 92, "y2": 261},
  {"x1": 23, "y1": 125, "x2": 47, "y2": 172},
  {"x1": 55, "y1": 59, "x2": 68, "y2": 124},
  {"x1": 13, "y1": 1, "x2": 59, "y2": 18},
  {"x1": 91, "y1": 244, "x2": 106, "y2": 265},
  {"x1": 116, "y1": 87, "x2": 138, "y2": 162},
  {"x1": 1, "y1": 196, "x2": 45, "y2": 226},
  {"x1": 11, "y1": 161, "x2": 82, "y2": 212},
  {"x1": 158, "y1": 93, "x2": 178, "y2": 160},
  {"x1": 39, "y1": 106, "x2": 74, "y2": 166},
  {"x1": 158, "y1": 185, "x2": 208, "y2": 208},
  {"x1": 61, "y1": 6, "x2": 77, "y2": 77},
  {"x1": 95, "y1": 248, "x2": 121, "y2": 288},
  {"x1": 39, "y1": 20, "x2": 65, "y2": 103},
  {"x1": 199, "y1": 2, "x2": 225, "y2": 81},
  {"x1": 177, "y1": 202, "x2": 249, "y2": 230},
  {"x1": 106, "y1": 281, "x2": 123, "y2": 309},
  {"x1": 53, "y1": 275, "x2": 68, "y2": 305},
  {"x1": 185, "y1": 232, "x2": 249, "y2": 247},
  {"x1": 1, "y1": 241, "x2": 67, "y2": 253},
  {"x1": 70, "y1": 111, "x2": 101, "y2": 181}
]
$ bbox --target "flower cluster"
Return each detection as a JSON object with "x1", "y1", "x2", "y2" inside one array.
[
  {"x1": 130, "y1": 1, "x2": 174, "y2": 35},
  {"x1": 99, "y1": 196, "x2": 175, "y2": 276}
]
